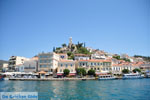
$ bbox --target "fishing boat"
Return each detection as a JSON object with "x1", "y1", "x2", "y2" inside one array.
[
  {"x1": 145, "y1": 73, "x2": 150, "y2": 78},
  {"x1": 98, "y1": 74, "x2": 116, "y2": 80},
  {"x1": 123, "y1": 73, "x2": 144, "y2": 79},
  {"x1": 0, "y1": 75, "x2": 4, "y2": 81}
]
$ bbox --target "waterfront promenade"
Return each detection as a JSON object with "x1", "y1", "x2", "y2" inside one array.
[{"x1": 9, "y1": 77, "x2": 96, "y2": 81}]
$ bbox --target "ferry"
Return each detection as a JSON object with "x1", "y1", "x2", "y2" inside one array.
[
  {"x1": 98, "y1": 75, "x2": 116, "y2": 80},
  {"x1": 123, "y1": 73, "x2": 144, "y2": 79}
]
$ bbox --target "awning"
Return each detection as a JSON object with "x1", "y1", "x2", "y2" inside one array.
[
  {"x1": 38, "y1": 71, "x2": 46, "y2": 74},
  {"x1": 96, "y1": 72, "x2": 108, "y2": 75},
  {"x1": 69, "y1": 73, "x2": 76, "y2": 76},
  {"x1": 57, "y1": 73, "x2": 63, "y2": 76}
]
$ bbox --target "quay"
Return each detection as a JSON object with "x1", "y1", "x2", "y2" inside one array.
[{"x1": 9, "y1": 78, "x2": 96, "y2": 81}]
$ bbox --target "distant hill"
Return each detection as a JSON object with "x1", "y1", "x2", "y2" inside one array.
[{"x1": 0, "y1": 60, "x2": 8, "y2": 70}]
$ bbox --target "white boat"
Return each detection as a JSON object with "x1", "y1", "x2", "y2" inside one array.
[
  {"x1": 123, "y1": 73, "x2": 144, "y2": 79},
  {"x1": 98, "y1": 75, "x2": 116, "y2": 80}
]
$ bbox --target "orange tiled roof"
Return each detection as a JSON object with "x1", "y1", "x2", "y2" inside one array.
[
  {"x1": 59, "y1": 60, "x2": 74, "y2": 62},
  {"x1": 57, "y1": 53, "x2": 67, "y2": 55},
  {"x1": 74, "y1": 54, "x2": 90, "y2": 56},
  {"x1": 79, "y1": 59, "x2": 111, "y2": 62}
]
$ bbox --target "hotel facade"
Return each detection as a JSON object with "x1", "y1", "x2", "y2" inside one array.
[
  {"x1": 78, "y1": 59, "x2": 112, "y2": 75},
  {"x1": 57, "y1": 60, "x2": 76, "y2": 76},
  {"x1": 38, "y1": 52, "x2": 59, "y2": 75}
]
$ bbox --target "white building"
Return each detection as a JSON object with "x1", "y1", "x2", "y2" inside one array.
[
  {"x1": 15, "y1": 58, "x2": 38, "y2": 73},
  {"x1": 112, "y1": 64, "x2": 122, "y2": 75},
  {"x1": 2, "y1": 63, "x2": 9, "y2": 72},
  {"x1": 38, "y1": 52, "x2": 59, "y2": 75},
  {"x1": 74, "y1": 54, "x2": 90, "y2": 61},
  {"x1": 8, "y1": 56, "x2": 30, "y2": 71}
]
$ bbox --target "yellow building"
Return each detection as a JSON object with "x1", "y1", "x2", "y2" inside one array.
[
  {"x1": 78, "y1": 59, "x2": 112, "y2": 75},
  {"x1": 57, "y1": 60, "x2": 76, "y2": 76}
]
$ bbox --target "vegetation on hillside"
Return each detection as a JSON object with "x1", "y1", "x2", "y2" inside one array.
[
  {"x1": 113, "y1": 55, "x2": 130, "y2": 62},
  {"x1": 134, "y1": 55, "x2": 150, "y2": 62},
  {"x1": 55, "y1": 41, "x2": 91, "y2": 60}
]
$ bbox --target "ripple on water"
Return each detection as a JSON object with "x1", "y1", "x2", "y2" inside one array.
[{"x1": 0, "y1": 79, "x2": 150, "y2": 100}]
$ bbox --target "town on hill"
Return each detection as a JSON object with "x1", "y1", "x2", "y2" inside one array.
[{"x1": 1, "y1": 37, "x2": 150, "y2": 79}]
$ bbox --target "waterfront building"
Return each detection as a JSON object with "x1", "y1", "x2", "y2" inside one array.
[
  {"x1": 2, "y1": 63, "x2": 9, "y2": 72},
  {"x1": 140, "y1": 62, "x2": 150, "y2": 72},
  {"x1": 38, "y1": 52, "x2": 59, "y2": 75},
  {"x1": 74, "y1": 54, "x2": 90, "y2": 61},
  {"x1": 57, "y1": 60, "x2": 76, "y2": 76},
  {"x1": 8, "y1": 56, "x2": 30, "y2": 71},
  {"x1": 112, "y1": 64, "x2": 122, "y2": 75},
  {"x1": 78, "y1": 59, "x2": 112, "y2": 75},
  {"x1": 120, "y1": 63, "x2": 133, "y2": 72},
  {"x1": 15, "y1": 59, "x2": 38, "y2": 73}
]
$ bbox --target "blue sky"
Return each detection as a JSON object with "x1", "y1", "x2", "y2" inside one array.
[{"x1": 0, "y1": 0, "x2": 149, "y2": 60}]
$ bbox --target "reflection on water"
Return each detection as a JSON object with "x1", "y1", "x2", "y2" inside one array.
[{"x1": 0, "y1": 79, "x2": 150, "y2": 100}]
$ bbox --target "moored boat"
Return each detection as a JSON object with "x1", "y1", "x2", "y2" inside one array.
[
  {"x1": 123, "y1": 73, "x2": 144, "y2": 79},
  {"x1": 0, "y1": 75, "x2": 4, "y2": 81},
  {"x1": 98, "y1": 74, "x2": 116, "y2": 80}
]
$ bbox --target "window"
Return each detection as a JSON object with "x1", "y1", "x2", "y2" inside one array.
[
  {"x1": 94, "y1": 63, "x2": 96, "y2": 66},
  {"x1": 94, "y1": 68, "x2": 96, "y2": 70},
  {"x1": 106, "y1": 68, "x2": 108, "y2": 70},
  {"x1": 71, "y1": 64, "x2": 73, "y2": 67},
  {"x1": 91, "y1": 63, "x2": 93, "y2": 66},
  {"x1": 61, "y1": 64, "x2": 63, "y2": 67},
  {"x1": 61, "y1": 56, "x2": 64, "y2": 59},
  {"x1": 60, "y1": 69, "x2": 62, "y2": 72},
  {"x1": 98, "y1": 68, "x2": 100, "y2": 70},
  {"x1": 80, "y1": 63, "x2": 82, "y2": 66},
  {"x1": 40, "y1": 55, "x2": 43, "y2": 58},
  {"x1": 66, "y1": 64, "x2": 68, "y2": 67}
]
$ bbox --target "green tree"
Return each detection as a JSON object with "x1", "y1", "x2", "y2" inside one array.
[
  {"x1": 56, "y1": 47, "x2": 61, "y2": 50},
  {"x1": 76, "y1": 42, "x2": 83, "y2": 49},
  {"x1": 77, "y1": 47, "x2": 90, "y2": 54},
  {"x1": 133, "y1": 68, "x2": 141, "y2": 73},
  {"x1": 63, "y1": 69, "x2": 70, "y2": 76},
  {"x1": 88, "y1": 69, "x2": 95, "y2": 76},
  {"x1": 67, "y1": 52, "x2": 72, "y2": 56},
  {"x1": 113, "y1": 55, "x2": 121, "y2": 60},
  {"x1": 53, "y1": 47, "x2": 55, "y2": 52},
  {"x1": 122, "y1": 58, "x2": 130, "y2": 62},
  {"x1": 76, "y1": 68, "x2": 87, "y2": 77},
  {"x1": 62, "y1": 43, "x2": 67, "y2": 47},
  {"x1": 122, "y1": 69, "x2": 129, "y2": 74}
]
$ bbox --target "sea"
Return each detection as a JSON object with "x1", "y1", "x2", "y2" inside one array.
[{"x1": 0, "y1": 78, "x2": 150, "y2": 100}]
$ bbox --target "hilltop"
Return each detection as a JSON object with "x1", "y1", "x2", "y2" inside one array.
[{"x1": 54, "y1": 37, "x2": 91, "y2": 59}]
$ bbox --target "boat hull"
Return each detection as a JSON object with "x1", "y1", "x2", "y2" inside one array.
[{"x1": 98, "y1": 77, "x2": 116, "y2": 80}]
